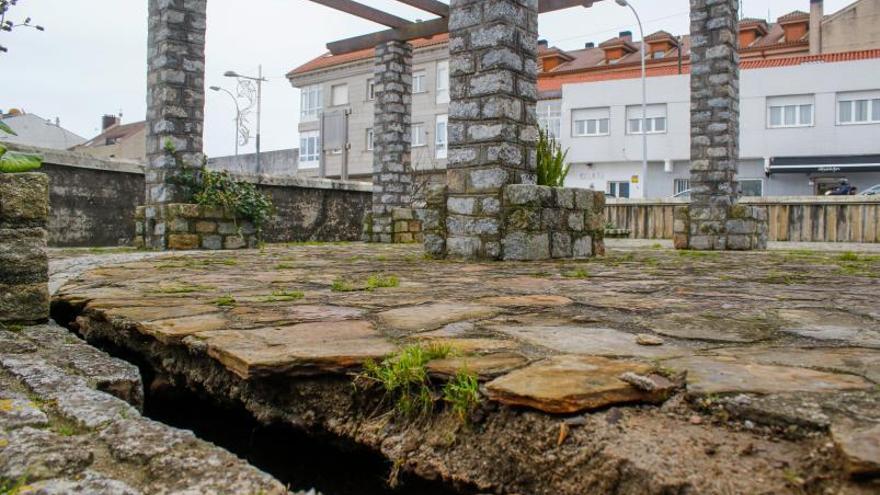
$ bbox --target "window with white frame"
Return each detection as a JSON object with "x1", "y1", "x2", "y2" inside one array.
[
  {"x1": 435, "y1": 114, "x2": 448, "y2": 159},
  {"x1": 366, "y1": 79, "x2": 375, "y2": 101},
  {"x1": 739, "y1": 179, "x2": 763, "y2": 197},
  {"x1": 538, "y1": 100, "x2": 562, "y2": 139},
  {"x1": 412, "y1": 123, "x2": 426, "y2": 147},
  {"x1": 436, "y1": 61, "x2": 450, "y2": 104},
  {"x1": 572, "y1": 107, "x2": 610, "y2": 137},
  {"x1": 412, "y1": 71, "x2": 427, "y2": 94},
  {"x1": 331, "y1": 84, "x2": 349, "y2": 106},
  {"x1": 299, "y1": 131, "x2": 320, "y2": 168},
  {"x1": 627, "y1": 104, "x2": 667, "y2": 134},
  {"x1": 837, "y1": 90, "x2": 880, "y2": 125},
  {"x1": 366, "y1": 128, "x2": 374, "y2": 151},
  {"x1": 674, "y1": 179, "x2": 690, "y2": 196},
  {"x1": 767, "y1": 95, "x2": 814, "y2": 128},
  {"x1": 607, "y1": 181, "x2": 630, "y2": 198},
  {"x1": 300, "y1": 85, "x2": 322, "y2": 121}
]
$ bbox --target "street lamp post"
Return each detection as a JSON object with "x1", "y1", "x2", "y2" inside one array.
[
  {"x1": 225, "y1": 66, "x2": 268, "y2": 173},
  {"x1": 615, "y1": 0, "x2": 648, "y2": 199},
  {"x1": 210, "y1": 86, "x2": 241, "y2": 158}
]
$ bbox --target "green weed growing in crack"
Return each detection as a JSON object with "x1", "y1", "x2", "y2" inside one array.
[
  {"x1": 366, "y1": 274, "x2": 399, "y2": 290},
  {"x1": 359, "y1": 343, "x2": 454, "y2": 418},
  {"x1": 837, "y1": 251, "x2": 860, "y2": 262},
  {"x1": 442, "y1": 369, "x2": 481, "y2": 423},
  {"x1": 562, "y1": 268, "x2": 590, "y2": 279},
  {"x1": 0, "y1": 475, "x2": 29, "y2": 495},
  {"x1": 332, "y1": 274, "x2": 400, "y2": 292},
  {"x1": 151, "y1": 283, "x2": 214, "y2": 294},
  {"x1": 260, "y1": 289, "x2": 305, "y2": 302},
  {"x1": 212, "y1": 295, "x2": 236, "y2": 307},
  {"x1": 0, "y1": 323, "x2": 24, "y2": 333}
]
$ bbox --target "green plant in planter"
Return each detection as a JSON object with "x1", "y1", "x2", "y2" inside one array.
[
  {"x1": 0, "y1": 124, "x2": 42, "y2": 173},
  {"x1": 536, "y1": 129, "x2": 569, "y2": 187}
]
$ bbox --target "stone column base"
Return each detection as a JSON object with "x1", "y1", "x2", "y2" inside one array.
[
  {"x1": 363, "y1": 208, "x2": 424, "y2": 245},
  {"x1": 674, "y1": 204, "x2": 769, "y2": 251},
  {"x1": 423, "y1": 184, "x2": 605, "y2": 261},
  {"x1": 135, "y1": 204, "x2": 257, "y2": 251},
  {"x1": 0, "y1": 173, "x2": 49, "y2": 324}
]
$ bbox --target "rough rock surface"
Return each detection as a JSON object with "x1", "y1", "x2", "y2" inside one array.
[
  {"x1": 0, "y1": 318, "x2": 292, "y2": 494},
  {"x1": 47, "y1": 243, "x2": 880, "y2": 493}
]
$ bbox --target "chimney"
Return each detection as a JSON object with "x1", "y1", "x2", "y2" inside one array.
[
  {"x1": 538, "y1": 39, "x2": 549, "y2": 49},
  {"x1": 619, "y1": 31, "x2": 633, "y2": 43},
  {"x1": 585, "y1": 42, "x2": 595, "y2": 49},
  {"x1": 102, "y1": 114, "x2": 120, "y2": 131},
  {"x1": 810, "y1": 0, "x2": 823, "y2": 55}
]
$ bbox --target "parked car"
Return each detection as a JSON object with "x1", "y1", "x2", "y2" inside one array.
[{"x1": 861, "y1": 184, "x2": 880, "y2": 196}]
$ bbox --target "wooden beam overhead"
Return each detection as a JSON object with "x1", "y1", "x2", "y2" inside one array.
[
  {"x1": 309, "y1": 0, "x2": 413, "y2": 29},
  {"x1": 322, "y1": 0, "x2": 605, "y2": 55},
  {"x1": 394, "y1": 0, "x2": 449, "y2": 18},
  {"x1": 327, "y1": 17, "x2": 448, "y2": 55}
]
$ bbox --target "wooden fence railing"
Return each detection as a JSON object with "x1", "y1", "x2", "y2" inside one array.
[{"x1": 605, "y1": 196, "x2": 880, "y2": 243}]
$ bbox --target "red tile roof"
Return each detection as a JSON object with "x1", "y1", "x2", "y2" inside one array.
[
  {"x1": 537, "y1": 48, "x2": 880, "y2": 93},
  {"x1": 288, "y1": 33, "x2": 450, "y2": 77}
]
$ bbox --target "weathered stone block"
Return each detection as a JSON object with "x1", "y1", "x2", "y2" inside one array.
[
  {"x1": 0, "y1": 228, "x2": 48, "y2": 284},
  {"x1": 573, "y1": 235, "x2": 593, "y2": 259},
  {"x1": 504, "y1": 184, "x2": 552, "y2": 207},
  {"x1": 201, "y1": 235, "x2": 222, "y2": 250},
  {"x1": 0, "y1": 282, "x2": 49, "y2": 323},
  {"x1": 167, "y1": 234, "x2": 200, "y2": 250},
  {"x1": 224, "y1": 235, "x2": 247, "y2": 250},
  {"x1": 195, "y1": 220, "x2": 216, "y2": 234},
  {"x1": 0, "y1": 173, "x2": 49, "y2": 228},
  {"x1": 502, "y1": 232, "x2": 550, "y2": 261},
  {"x1": 551, "y1": 232, "x2": 573, "y2": 259}
]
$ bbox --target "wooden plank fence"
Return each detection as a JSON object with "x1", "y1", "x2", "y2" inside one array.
[{"x1": 605, "y1": 196, "x2": 880, "y2": 243}]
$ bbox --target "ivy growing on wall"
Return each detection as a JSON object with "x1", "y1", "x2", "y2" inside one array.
[{"x1": 164, "y1": 139, "x2": 274, "y2": 236}]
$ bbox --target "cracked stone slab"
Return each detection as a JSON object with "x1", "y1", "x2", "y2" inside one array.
[
  {"x1": 832, "y1": 421, "x2": 880, "y2": 477},
  {"x1": 190, "y1": 320, "x2": 396, "y2": 379},
  {"x1": 98, "y1": 418, "x2": 196, "y2": 465},
  {"x1": 427, "y1": 352, "x2": 529, "y2": 381},
  {"x1": 145, "y1": 446, "x2": 288, "y2": 495},
  {"x1": 0, "y1": 427, "x2": 93, "y2": 482},
  {"x1": 643, "y1": 310, "x2": 779, "y2": 343},
  {"x1": 664, "y1": 356, "x2": 874, "y2": 396},
  {"x1": 778, "y1": 309, "x2": 880, "y2": 348},
  {"x1": 377, "y1": 303, "x2": 501, "y2": 333},
  {"x1": 475, "y1": 295, "x2": 573, "y2": 308},
  {"x1": 710, "y1": 346, "x2": 880, "y2": 383},
  {"x1": 490, "y1": 324, "x2": 691, "y2": 359},
  {"x1": 485, "y1": 355, "x2": 670, "y2": 414},
  {"x1": 135, "y1": 312, "x2": 230, "y2": 344}
]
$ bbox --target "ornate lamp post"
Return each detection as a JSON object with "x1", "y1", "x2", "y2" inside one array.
[{"x1": 224, "y1": 66, "x2": 268, "y2": 173}]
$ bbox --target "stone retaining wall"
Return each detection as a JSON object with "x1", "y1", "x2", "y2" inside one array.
[
  {"x1": 0, "y1": 173, "x2": 49, "y2": 323},
  {"x1": 501, "y1": 184, "x2": 605, "y2": 260},
  {"x1": 135, "y1": 204, "x2": 258, "y2": 250}
]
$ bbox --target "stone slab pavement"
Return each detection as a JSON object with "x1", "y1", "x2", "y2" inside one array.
[{"x1": 49, "y1": 242, "x2": 880, "y2": 491}]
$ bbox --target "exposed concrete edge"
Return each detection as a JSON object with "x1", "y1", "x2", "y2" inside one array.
[
  {"x1": 607, "y1": 196, "x2": 880, "y2": 206},
  {"x1": 1, "y1": 142, "x2": 145, "y2": 175}
]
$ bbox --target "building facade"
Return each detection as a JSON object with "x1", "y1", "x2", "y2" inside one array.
[{"x1": 287, "y1": 0, "x2": 880, "y2": 196}]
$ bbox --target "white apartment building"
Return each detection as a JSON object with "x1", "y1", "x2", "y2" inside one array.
[
  {"x1": 551, "y1": 52, "x2": 880, "y2": 198},
  {"x1": 288, "y1": 0, "x2": 880, "y2": 196}
]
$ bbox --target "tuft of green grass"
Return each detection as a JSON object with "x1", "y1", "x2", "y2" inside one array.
[
  {"x1": 274, "y1": 263, "x2": 296, "y2": 270},
  {"x1": 212, "y1": 295, "x2": 236, "y2": 307},
  {"x1": 366, "y1": 274, "x2": 399, "y2": 290},
  {"x1": 261, "y1": 289, "x2": 305, "y2": 302},
  {"x1": 837, "y1": 251, "x2": 860, "y2": 262},
  {"x1": 442, "y1": 369, "x2": 481, "y2": 422},
  {"x1": 54, "y1": 424, "x2": 77, "y2": 437},
  {"x1": 562, "y1": 268, "x2": 590, "y2": 279},
  {"x1": 0, "y1": 475, "x2": 29, "y2": 495},
  {"x1": 677, "y1": 250, "x2": 720, "y2": 259},
  {"x1": 360, "y1": 343, "x2": 454, "y2": 418},
  {"x1": 0, "y1": 323, "x2": 24, "y2": 333},
  {"x1": 651, "y1": 243, "x2": 663, "y2": 249},
  {"x1": 331, "y1": 278, "x2": 357, "y2": 292},
  {"x1": 761, "y1": 271, "x2": 806, "y2": 285}
]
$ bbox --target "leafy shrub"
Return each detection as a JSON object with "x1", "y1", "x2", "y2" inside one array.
[
  {"x1": 0, "y1": 123, "x2": 42, "y2": 173},
  {"x1": 536, "y1": 129, "x2": 569, "y2": 187}
]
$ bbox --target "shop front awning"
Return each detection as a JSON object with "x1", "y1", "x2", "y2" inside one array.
[{"x1": 767, "y1": 155, "x2": 880, "y2": 175}]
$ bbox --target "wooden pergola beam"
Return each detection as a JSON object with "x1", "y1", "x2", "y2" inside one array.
[
  {"x1": 309, "y1": 0, "x2": 412, "y2": 29},
  {"x1": 321, "y1": 0, "x2": 605, "y2": 55},
  {"x1": 394, "y1": 0, "x2": 449, "y2": 18}
]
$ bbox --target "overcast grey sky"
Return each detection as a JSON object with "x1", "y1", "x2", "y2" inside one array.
[{"x1": 1, "y1": 0, "x2": 852, "y2": 157}]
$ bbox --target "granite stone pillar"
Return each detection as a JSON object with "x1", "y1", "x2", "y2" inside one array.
[
  {"x1": 445, "y1": 0, "x2": 540, "y2": 260},
  {"x1": 145, "y1": 0, "x2": 206, "y2": 206},
  {"x1": 367, "y1": 40, "x2": 413, "y2": 243},
  {"x1": 687, "y1": 0, "x2": 740, "y2": 250},
  {"x1": 0, "y1": 173, "x2": 49, "y2": 323}
]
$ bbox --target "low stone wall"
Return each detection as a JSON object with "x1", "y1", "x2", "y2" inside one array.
[
  {"x1": 673, "y1": 204, "x2": 769, "y2": 251},
  {"x1": 135, "y1": 204, "x2": 258, "y2": 250},
  {"x1": 607, "y1": 196, "x2": 880, "y2": 244},
  {"x1": 1, "y1": 145, "x2": 373, "y2": 247},
  {"x1": 0, "y1": 173, "x2": 49, "y2": 323},
  {"x1": 501, "y1": 185, "x2": 606, "y2": 260}
]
